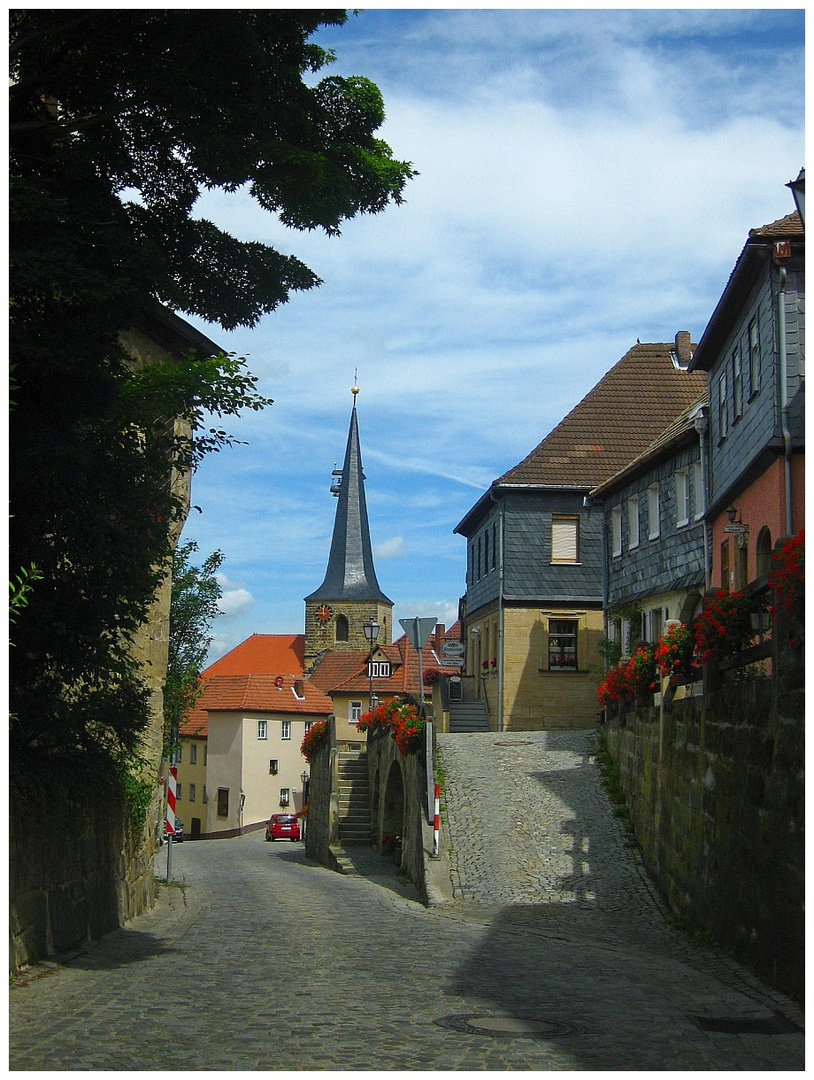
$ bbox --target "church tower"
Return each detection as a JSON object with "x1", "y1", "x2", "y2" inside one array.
[{"x1": 304, "y1": 386, "x2": 393, "y2": 669}]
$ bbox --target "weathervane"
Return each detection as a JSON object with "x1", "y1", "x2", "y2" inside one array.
[{"x1": 352, "y1": 367, "x2": 359, "y2": 400}]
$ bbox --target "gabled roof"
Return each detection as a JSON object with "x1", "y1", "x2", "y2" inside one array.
[
  {"x1": 198, "y1": 673, "x2": 333, "y2": 716},
  {"x1": 307, "y1": 627, "x2": 461, "y2": 698},
  {"x1": 690, "y1": 211, "x2": 804, "y2": 373},
  {"x1": 456, "y1": 337, "x2": 706, "y2": 534},
  {"x1": 589, "y1": 391, "x2": 708, "y2": 499},
  {"x1": 202, "y1": 634, "x2": 305, "y2": 678}
]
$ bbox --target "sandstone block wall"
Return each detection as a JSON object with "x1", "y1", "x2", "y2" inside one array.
[{"x1": 605, "y1": 678, "x2": 804, "y2": 1002}]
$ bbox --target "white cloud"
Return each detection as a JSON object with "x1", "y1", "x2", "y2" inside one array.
[
  {"x1": 181, "y1": 10, "x2": 803, "y2": 656},
  {"x1": 374, "y1": 535, "x2": 405, "y2": 560}
]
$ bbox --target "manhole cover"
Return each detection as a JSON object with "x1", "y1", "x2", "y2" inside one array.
[{"x1": 434, "y1": 1014, "x2": 582, "y2": 1039}]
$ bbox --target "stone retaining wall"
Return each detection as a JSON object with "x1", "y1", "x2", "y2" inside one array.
[
  {"x1": 9, "y1": 786, "x2": 154, "y2": 970},
  {"x1": 605, "y1": 678, "x2": 804, "y2": 1002},
  {"x1": 303, "y1": 716, "x2": 340, "y2": 873}
]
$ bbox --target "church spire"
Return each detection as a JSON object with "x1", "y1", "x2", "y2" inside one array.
[{"x1": 304, "y1": 387, "x2": 393, "y2": 666}]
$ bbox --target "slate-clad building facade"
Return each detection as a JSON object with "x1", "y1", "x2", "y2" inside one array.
[
  {"x1": 589, "y1": 394, "x2": 709, "y2": 648},
  {"x1": 689, "y1": 212, "x2": 804, "y2": 590},
  {"x1": 455, "y1": 335, "x2": 706, "y2": 730}
]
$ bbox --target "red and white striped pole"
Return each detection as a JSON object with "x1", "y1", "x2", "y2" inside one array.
[
  {"x1": 432, "y1": 782, "x2": 440, "y2": 859},
  {"x1": 165, "y1": 765, "x2": 177, "y2": 882},
  {"x1": 166, "y1": 765, "x2": 177, "y2": 838}
]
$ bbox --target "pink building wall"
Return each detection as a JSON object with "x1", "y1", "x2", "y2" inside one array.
[{"x1": 711, "y1": 454, "x2": 805, "y2": 589}]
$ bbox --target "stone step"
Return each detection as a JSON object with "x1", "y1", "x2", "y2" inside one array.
[{"x1": 449, "y1": 700, "x2": 490, "y2": 733}]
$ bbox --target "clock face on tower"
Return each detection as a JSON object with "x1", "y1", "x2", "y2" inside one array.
[{"x1": 315, "y1": 605, "x2": 332, "y2": 625}]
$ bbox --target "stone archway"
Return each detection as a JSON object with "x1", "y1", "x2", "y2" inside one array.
[{"x1": 382, "y1": 760, "x2": 405, "y2": 844}]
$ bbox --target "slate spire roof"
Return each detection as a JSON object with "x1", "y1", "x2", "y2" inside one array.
[{"x1": 305, "y1": 392, "x2": 392, "y2": 605}]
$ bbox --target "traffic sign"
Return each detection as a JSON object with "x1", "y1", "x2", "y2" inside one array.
[{"x1": 399, "y1": 617, "x2": 437, "y2": 651}]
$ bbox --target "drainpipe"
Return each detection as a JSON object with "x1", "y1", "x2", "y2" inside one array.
[
  {"x1": 693, "y1": 409, "x2": 711, "y2": 588},
  {"x1": 490, "y1": 490, "x2": 505, "y2": 733},
  {"x1": 777, "y1": 262, "x2": 794, "y2": 536}
]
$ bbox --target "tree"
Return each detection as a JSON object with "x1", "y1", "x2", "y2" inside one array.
[
  {"x1": 9, "y1": 10, "x2": 415, "y2": 780},
  {"x1": 164, "y1": 542, "x2": 224, "y2": 755}
]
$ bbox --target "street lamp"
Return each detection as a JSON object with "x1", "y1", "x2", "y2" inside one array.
[
  {"x1": 363, "y1": 615, "x2": 380, "y2": 710},
  {"x1": 787, "y1": 168, "x2": 804, "y2": 229}
]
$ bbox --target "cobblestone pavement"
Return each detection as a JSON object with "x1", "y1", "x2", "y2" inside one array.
[{"x1": 10, "y1": 730, "x2": 804, "y2": 1071}]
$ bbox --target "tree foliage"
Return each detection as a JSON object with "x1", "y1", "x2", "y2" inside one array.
[
  {"x1": 9, "y1": 10, "x2": 415, "y2": 776},
  {"x1": 164, "y1": 542, "x2": 224, "y2": 754}
]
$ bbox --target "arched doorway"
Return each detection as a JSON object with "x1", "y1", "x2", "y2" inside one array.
[
  {"x1": 756, "y1": 526, "x2": 773, "y2": 578},
  {"x1": 382, "y1": 760, "x2": 404, "y2": 847}
]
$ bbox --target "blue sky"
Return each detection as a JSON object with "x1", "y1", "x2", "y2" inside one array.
[{"x1": 179, "y1": 8, "x2": 805, "y2": 662}]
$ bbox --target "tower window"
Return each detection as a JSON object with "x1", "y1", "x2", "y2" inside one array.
[{"x1": 336, "y1": 614, "x2": 349, "y2": 642}]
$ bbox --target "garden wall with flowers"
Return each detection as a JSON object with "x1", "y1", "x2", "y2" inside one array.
[
  {"x1": 602, "y1": 532, "x2": 804, "y2": 1003},
  {"x1": 361, "y1": 698, "x2": 432, "y2": 905}
]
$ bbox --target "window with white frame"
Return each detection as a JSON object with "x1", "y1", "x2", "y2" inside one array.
[
  {"x1": 547, "y1": 619, "x2": 578, "y2": 670},
  {"x1": 627, "y1": 496, "x2": 639, "y2": 549},
  {"x1": 718, "y1": 371, "x2": 729, "y2": 439},
  {"x1": 732, "y1": 347, "x2": 743, "y2": 420},
  {"x1": 281, "y1": 720, "x2": 291, "y2": 740},
  {"x1": 691, "y1": 461, "x2": 704, "y2": 520},
  {"x1": 748, "y1": 317, "x2": 760, "y2": 397},
  {"x1": 304, "y1": 721, "x2": 312, "y2": 736},
  {"x1": 648, "y1": 483, "x2": 660, "y2": 540},
  {"x1": 279, "y1": 787, "x2": 290, "y2": 806},
  {"x1": 350, "y1": 700, "x2": 363, "y2": 723},
  {"x1": 368, "y1": 660, "x2": 390, "y2": 678},
  {"x1": 257, "y1": 720, "x2": 268, "y2": 740},
  {"x1": 611, "y1": 505, "x2": 622, "y2": 557},
  {"x1": 551, "y1": 516, "x2": 579, "y2": 563},
  {"x1": 644, "y1": 606, "x2": 665, "y2": 643},
  {"x1": 675, "y1": 469, "x2": 689, "y2": 527}
]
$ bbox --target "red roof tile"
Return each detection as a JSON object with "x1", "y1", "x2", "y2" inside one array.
[
  {"x1": 203, "y1": 634, "x2": 305, "y2": 677},
  {"x1": 200, "y1": 673, "x2": 333, "y2": 716},
  {"x1": 496, "y1": 339, "x2": 707, "y2": 490}
]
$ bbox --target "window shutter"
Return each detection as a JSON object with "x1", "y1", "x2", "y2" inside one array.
[{"x1": 551, "y1": 517, "x2": 578, "y2": 562}]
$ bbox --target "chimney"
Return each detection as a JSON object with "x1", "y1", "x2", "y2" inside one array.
[
  {"x1": 434, "y1": 624, "x2": 445, "y2": 650},
  {"x1": 675, "y1": 331, "x2": 692, "y2": 368}
]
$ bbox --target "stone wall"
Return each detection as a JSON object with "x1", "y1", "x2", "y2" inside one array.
[
  {"x1": 605, "y1": 676, "x2": 804, "y2": 1002},
  {"x1": 9, "y1": 786, "x2": 154, "y2": 969},
  {"x1": 303, "y1": 716, "x2": 340, "y2": 873}
]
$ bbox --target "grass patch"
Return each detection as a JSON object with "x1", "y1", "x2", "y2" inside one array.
[{"x1": 592, "y1": 731, "x2": 636, "y2": 843}]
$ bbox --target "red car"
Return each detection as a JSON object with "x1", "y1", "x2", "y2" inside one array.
[{"x1": 265, "y1": 813, "x2": 301, "y2": 842}]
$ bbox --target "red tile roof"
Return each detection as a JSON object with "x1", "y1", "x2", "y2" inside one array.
[
  {"x1": 308, "y1": 631, "x2": 461, "y2": 698},
  {"x1": 496, "y1": 340, "x2": 707, "y2": 490},
  {"x1": 202, "y1": 634, "x2": 305, "y2": 677},
  {"x1": 198, "y1": 673, "x2": 333, "y2": 715},
  {"x1": 590, "y1": 391, "x2": 708, "y2": 498}
]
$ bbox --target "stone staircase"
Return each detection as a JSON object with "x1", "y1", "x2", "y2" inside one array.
[
  {"x1": 337, "y1": 750, "x2": 372, "y2": 845},
  {"x1": 448, "y1": 699, "x2": 490, "y2": 733}
]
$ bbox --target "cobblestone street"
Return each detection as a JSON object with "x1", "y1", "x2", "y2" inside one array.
[{"x1": 10, "y1": 730, "x2": 804, "y2": 1070}]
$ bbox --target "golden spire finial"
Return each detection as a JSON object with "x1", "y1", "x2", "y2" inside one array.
[{"x1": 351, "y1": 367, "x2": 359, "y2": 400}]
